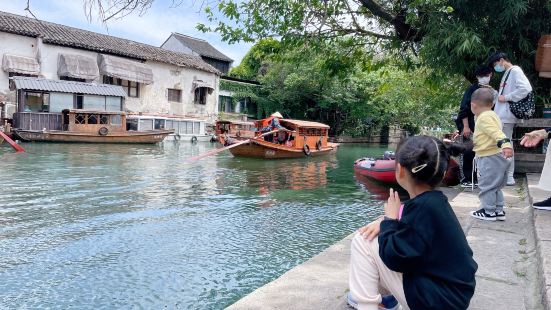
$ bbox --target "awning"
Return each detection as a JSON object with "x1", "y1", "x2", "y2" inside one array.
[
  {"x1": 58, "y1": 53, "x2": 99, "y2": 80},
  {"x1": 10, "y1": 76, "x2": 127, "y2": 97},
  {"x1": 192, "y1": 80, "x2": 214, "y2": 94},
  {"x1": 98, "y1": 54, "x2": 153, "y2": 84},
  {"x1": 2, "y1": 54, "x2": 40, "y2": 75}
]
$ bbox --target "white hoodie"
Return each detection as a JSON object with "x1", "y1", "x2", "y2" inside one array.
[{"x1": 494, "y1": 66, "x2": 532, "y2": 124}]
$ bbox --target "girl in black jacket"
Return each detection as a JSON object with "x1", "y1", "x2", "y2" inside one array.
[{"x1": 349, "y1": 136, "x2": 478, "y2": 310}]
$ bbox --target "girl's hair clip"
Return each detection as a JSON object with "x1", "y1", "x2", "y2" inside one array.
[{"x1": 411, "y1": 164, "x2": 427, "y2": 173}]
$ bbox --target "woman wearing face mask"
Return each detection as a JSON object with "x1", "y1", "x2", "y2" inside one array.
[
  {"x1": 487, "y1": 51, "x2": 533, "y2": 186},
  {"x1": 454, "y1": 65, "x2": 495, "y2": 188}
]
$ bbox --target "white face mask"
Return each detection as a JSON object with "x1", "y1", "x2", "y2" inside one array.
[{"x1": 477, "y1": 76, "x2": 491, "y2": 85}]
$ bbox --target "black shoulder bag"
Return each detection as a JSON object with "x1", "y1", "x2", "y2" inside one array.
[{"x1": 500, "y1": 68, "x2": 535, "y2": 120}]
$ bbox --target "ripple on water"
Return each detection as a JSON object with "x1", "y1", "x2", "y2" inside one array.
[{"x1": 0, "y1": 142, "x2": 388, "y2": 309}]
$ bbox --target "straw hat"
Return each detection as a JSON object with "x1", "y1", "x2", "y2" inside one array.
[{"x1": 270, "y1": 112, "x2": 283, "y2": 118}]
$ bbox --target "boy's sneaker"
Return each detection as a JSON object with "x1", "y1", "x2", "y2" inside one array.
[
  {"x1": 470, "y1": 208, "x2": 497, "y2": 221},
  {"x1": 533, "y1": 197, "x2": 551, "y2": 210},
  {"x1": 460, "y1": 181, "x2": 477, "y2": 188},
  {"x1": 506, "y1": 176, "x2": 516, "y2": 186},
  {"x1": 347, "y1": 293, "x2": 400, "y2": 310},
  {"x1": 495, "y1": 210, "x2": 506, "y2": 221}
]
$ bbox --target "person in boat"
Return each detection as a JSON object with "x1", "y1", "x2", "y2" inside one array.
[
  {"x1": 259, "y1": 112, "x2": 284, "y2": 142},
  {"x1": 348, "y1": 136, "x2": 477, "y2": 310}
]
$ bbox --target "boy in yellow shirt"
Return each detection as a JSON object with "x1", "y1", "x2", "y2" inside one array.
[{"x1": 470, "y1": 88, "x2": 514, "y2": 221}]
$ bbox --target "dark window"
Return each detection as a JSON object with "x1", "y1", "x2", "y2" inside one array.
[
  {"x1": 194, "y1": 87, "x2": 208, "y2": 105},
  {"x1": 100, "y1": 115, "x2": 109, "y2": 124},
  {"x1": 75, "y1": 95, "x2": 84, "y2": 109},
  {"x1": 88, "y1": 114, "x2": 98, "y2": 124},
  {"x1": 60, "y1": 76, "x2": 85, "y2": 82},
  {"x1": 154, "y1": 119, "x2": 165, "y2": 129},
  {"x1": 127, "y1": 119, "x2": 138, "y2": 131},
  {"x1": 75, "y1": 113, "x2": 86, "y2": 124},
  {"x1": 103, "y1": 76, "x2": 139, "y2": 98},
  {"x1": 23, "y1": 91, "x2": 49, "y2": 112},
  {"x1": 167, "y1": 89, "x2": 182, "y2": 102}
]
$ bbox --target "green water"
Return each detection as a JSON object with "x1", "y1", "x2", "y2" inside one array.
[{"x1": 0, "y1": 142, "x2": 390, "y2": 309}]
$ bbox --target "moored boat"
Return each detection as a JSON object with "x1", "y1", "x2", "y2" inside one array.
[
  {"x1": 14, "y1": 109, "x2": 173, "y2": 144},
  {"x1": 228, "y1": 119, "x2": 338, "y2": 159},
  {"x1": 354, "y1": 154, "x2": 460, "y2": 186},
  {"x1": 127, "y1": 114, "x2": 213, "y2": 142}
]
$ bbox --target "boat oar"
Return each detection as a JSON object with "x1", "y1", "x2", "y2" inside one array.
[
  {"x1": 0, "y1": 131, "x2": 25, "y2": 153},
  {"x1": 187, "y1": 129, "x2": 280, "y2": 161}
]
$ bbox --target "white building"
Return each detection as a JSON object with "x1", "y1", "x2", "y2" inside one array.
[{"x1": 0, "y1": 11, "x2": 220, "y2": 124}]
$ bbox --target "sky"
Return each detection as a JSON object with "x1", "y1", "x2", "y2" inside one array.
[{"x1": 0, "y1": 0, "x2": 252, "y2": 66}]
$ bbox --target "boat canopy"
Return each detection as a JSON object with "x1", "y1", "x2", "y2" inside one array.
[
  {"x1": 217, "y1": 120, "x2": 255, "y2": 126},
  {"x1": 280, "y1": 119, "x2": 330, "y2": 129}
]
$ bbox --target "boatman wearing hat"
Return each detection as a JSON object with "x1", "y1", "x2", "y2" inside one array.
[{"x1": 260, "y1": 112, "x2": 284, "y2": 133}]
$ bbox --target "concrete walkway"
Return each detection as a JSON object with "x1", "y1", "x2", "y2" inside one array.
[{"x1": 228, "y1": 176, "x2": 548, "y2": 310}]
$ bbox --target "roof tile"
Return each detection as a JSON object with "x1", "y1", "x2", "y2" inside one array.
[{"x1": 0, "y1": 11, "x2": 220, "y2": 74}]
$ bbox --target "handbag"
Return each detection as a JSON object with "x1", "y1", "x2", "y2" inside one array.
[{"x1": 500, "y1": 68, "x2": 535, "y2": 120}]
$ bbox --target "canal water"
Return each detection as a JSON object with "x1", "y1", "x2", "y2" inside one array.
[{"x1": 0, "y1": 142, "x2": 392, "y2": 309}]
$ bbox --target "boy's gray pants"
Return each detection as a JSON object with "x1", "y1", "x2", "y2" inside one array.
[{"x1": 477, "y1": 154, "x2": 511, "y2": 213}]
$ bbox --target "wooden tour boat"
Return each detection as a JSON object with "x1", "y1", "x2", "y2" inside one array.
[
  {"x1": 228, "y1": 119, "x2": 339, "y2": 159},
  {"x1": 354, "y1": 154, "x2": 460, "y2": 186},
  {"x1": 215, "y1": 119, "x2": 256, "y2": 145},
  {"x1": 14, "y1": 109, "x2": 173, "y2": 143}
]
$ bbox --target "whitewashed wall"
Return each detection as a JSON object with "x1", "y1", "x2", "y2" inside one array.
[
  {"x1": 160, "y1": 35, "x2": 197, "y2": 56},
  {"x1": 0, "y1": 32, "x2": 219, "y2": 122}
]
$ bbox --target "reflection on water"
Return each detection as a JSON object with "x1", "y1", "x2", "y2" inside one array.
[
  {"x1": 354, "y1": 174, "x2": 409, "y2": 201},
  {"x1": 0, "y1": 142, "x2": 388, "y2": 309}
]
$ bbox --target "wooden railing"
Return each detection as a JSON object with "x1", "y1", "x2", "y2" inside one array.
[{"x1": 13, "y1": 112, "x2": 63, "y2": 131}]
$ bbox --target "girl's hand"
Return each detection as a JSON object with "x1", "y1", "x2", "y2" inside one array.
[
  {"x1": 384, "y1": 188, "x2": 401, "y2": 219},
  {"x1": 358, "y1": 217, "x2": 383, "y2": 241}
]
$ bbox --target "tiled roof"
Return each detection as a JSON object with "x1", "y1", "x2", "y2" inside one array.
[
  {"x1": 11, "y1": 76, "x2": 127, "y2": 97},
  {"x1": 170, "y1": 33, "x2": 233, "y2": 62},
  {"x1": 0, "y1": 11, "x2": 220, "y2": 74}
]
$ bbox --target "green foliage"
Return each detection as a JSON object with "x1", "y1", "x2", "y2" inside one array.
[
  {"x1": 231, "y1": 40, "x2": 466, "y2": 135},
  {"x1": 229, "y1": 38, "x2": 281, "y2": 80},
  {"x1": 200, "y1": 0, "x2": 551, "y2": 96}
]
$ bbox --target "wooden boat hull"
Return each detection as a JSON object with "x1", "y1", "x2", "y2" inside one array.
[
  {"x1": 229, "y1": 140, "x2": 339, "y2": 159},
  {"x1": 14, "y1": 129, "x2": 173, "y2": 144},
  {"x1": 354, "y1": 157, "x2": 460, "y2": 186}
]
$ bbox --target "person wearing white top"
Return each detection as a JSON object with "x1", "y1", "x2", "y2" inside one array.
[{"x1": 487, "y1": 52, "x2": 533, "y2": 185}]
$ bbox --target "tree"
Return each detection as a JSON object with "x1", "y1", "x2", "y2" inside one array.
[
  {"x1": 229, "y1": 38, "x2": 281, "y2": 80},
  {"x1": 200, "y1": 1, "x2": 550, "y2": 96},
  {"x1": 81, "y1": 0, "x2": 551, "y2": 93},
  {"x1": 233, "y1": 40, "x2": 466, "y2": 135}
]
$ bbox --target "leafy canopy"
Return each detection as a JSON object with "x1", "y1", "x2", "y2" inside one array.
[{"x1": 199, "y1": 0, "x2": 551, "y2": 91}]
